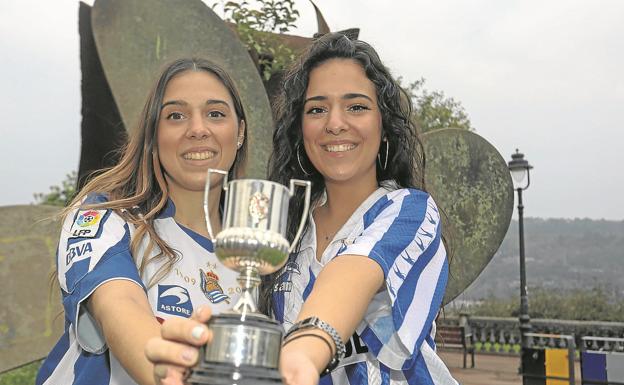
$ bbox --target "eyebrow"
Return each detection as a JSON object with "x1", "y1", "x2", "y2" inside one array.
[
  {"x1": 303, "y1": 93, "x2": 374, "y2": 105},
  {"x1": 161, "y1": 99, "x2": 231, "y2": 110}
]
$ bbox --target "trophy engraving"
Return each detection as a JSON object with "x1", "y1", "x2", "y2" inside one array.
[
  {"x1": 249, "y1": 191, "x2": 270, "y2": 224},
  {"x1": 189, "y1": 169, "x2": 311, "y2": 385}
]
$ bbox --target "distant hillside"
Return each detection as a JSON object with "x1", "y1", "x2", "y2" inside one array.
[{"x1": 457, "y1": 218, "x2": 624, "y2": 300}]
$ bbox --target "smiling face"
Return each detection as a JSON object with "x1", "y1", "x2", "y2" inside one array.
[
  {"x1": 302, "y1": 58, "x2": 382, "y2": 188},
  {"x1": 157, "y1": 70, "x2": 244, "y2": 199}
]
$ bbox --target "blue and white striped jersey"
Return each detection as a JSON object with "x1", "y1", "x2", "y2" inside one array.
[
  {"x1": 273, "y1": 186, "x2": 458, "y2": 385},
  {"x1": 36, "y1": 195, "x2": 240, "y2": 385}
]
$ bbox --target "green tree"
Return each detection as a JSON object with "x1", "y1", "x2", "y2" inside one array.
[
  {"x1": 33, "y1": 171, "x2": 77, "y2": 207},
  {"x1": 462, "y1": 286, "x2": 624, "y2": 322},
  {"x1": 214, "y1": 0, "x2": 299, "y2": 80},
  {"x1": 214, "y1": 1, "x2": 475, "y2": 132},
  {"x1": 403, "y1": 77, "x2": 473, "y2": 133}
]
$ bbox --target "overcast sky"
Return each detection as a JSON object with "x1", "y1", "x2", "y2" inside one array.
[{"x1": 1, "y1": 0, "x2": 622, "y2": 219}]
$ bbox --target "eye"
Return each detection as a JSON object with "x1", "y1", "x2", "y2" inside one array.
[
  {"x1": 348, "y1": 104, "x2": 370, "y2": 113},
  {"x1": 306, "y1": 106, "x2": 326, "y2": 115},
  {"x1": 207, "y1": 110, "x2": 226, "y2": 118},
  {"x1": 166, "y1": 112, "x2": 186, "y2": 120}
]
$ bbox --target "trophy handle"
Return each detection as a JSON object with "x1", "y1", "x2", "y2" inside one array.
[
  {"x1": 203, "y1": 168, "x2": 229, "y2": 242},
  {"x1": 287, "y1": 179, "x2": 312, "y2": 253}
]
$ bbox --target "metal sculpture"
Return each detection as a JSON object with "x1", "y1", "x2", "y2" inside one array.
[
  {"x1": 422, "y1": 128, "x2": 513, "y2": 303},
  {"x1": 0, "y1": 205, "x2": 63, "y2": 373},
  {"x1": 0, "y1": 0, "x2": 513, "y2": 373}
]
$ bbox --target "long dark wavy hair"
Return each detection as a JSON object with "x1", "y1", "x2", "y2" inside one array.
[
  {"x1": 66, "y1": 57, "x2": 248, "y2": 288},
  {"x1": 259, "y1": 33, "x2": 426, "y2": 315}
]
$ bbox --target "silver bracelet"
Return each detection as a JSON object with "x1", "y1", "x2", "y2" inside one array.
[{"x1": 283, "y1": 317, "x2": 346, "y2": 375}]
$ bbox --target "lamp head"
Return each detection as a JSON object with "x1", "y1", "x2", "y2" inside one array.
[{"x1": 508, "y1": 149, "x2": 533, "y2": 190}]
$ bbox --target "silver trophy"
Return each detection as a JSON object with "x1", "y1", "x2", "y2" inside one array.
[{"x1": 189, "y1": 169, "x2": 311, "y2": 385}]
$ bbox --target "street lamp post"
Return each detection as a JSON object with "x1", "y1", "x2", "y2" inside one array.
[{"x1": 508, "y1": 149, "x2": 533, "y2": 349}]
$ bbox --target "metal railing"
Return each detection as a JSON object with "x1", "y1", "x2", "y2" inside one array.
[{"x1": 437, "y1": 316, "x2": 624, "y2": 356}]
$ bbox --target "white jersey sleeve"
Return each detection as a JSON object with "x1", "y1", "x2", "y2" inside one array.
[
  {"x1": 336, "y1": 189, "x2": 448, "y2": 370},
  {"x1": 56, "y1": 194, "x2": 144, "y2": 354}
]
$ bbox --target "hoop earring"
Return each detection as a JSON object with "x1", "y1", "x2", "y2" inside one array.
[
  {"x1": 296, "y1": 144, "x2": 311, "y2": 176},
  {"x1": 377, "y1": 138, "x2": 388, "y2": 171}
]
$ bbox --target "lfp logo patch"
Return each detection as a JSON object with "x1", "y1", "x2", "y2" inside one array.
[
  {"x1": 69, "y1": 209, "x2": 108, "y2": 238},
  {"x1": 157, "y1": 285, "x2": 193, "y2": 318},
  {"x1": 76, "y1": 210, "x2": 101, "y2": 227}
]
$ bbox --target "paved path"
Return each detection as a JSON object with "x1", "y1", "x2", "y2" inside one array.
[
  {"x1": 439, "y1": 351, "x2": 582, "y2": 385},
  {"x1": 439, "y1": 351, "x2": 522, "y2": 385}
]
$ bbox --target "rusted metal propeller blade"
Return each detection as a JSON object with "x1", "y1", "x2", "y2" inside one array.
[
  {"x1": 422, "y1": 128, "x2": 514, "y2": 304},
  {"x1": 309, "y1": 0, "x2": 330, "y2": 35},
  {"x1": 0, "y1": 205, "x2": 63, "y2": 373},
  {"x1": 91, "y1": 0, "x2": 274, "y2": 177}
]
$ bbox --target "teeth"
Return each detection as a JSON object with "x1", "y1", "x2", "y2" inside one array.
[
  {"x1": 324, "y1": 143, "x2": 356, "y2": 152},
  {"x1": 183, "y1": 151, "x2": 216, "y2": 160}
]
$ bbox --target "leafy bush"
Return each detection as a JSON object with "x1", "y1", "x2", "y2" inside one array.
[
  {"x1": 214, "y1": 0, "x2": 299, "y2": 80},
  {"x1": 33, "y1": 171, "x2": 77, "y2": 207}
]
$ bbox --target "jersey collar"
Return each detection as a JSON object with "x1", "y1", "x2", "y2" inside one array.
[{"x1": 297, "y1": 181, "x2": 397, "y2": 254}]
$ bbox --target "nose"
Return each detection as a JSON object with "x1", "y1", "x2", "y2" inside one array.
[
  {"x1": 185, "y1": 114, "x2": 211, "y2": 139},
  {"x1": 325, "y1": 108, "x2": 348, "y2": 135}
]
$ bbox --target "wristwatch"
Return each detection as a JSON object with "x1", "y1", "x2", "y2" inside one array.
[{"x1": 283, "y1": 316, "x2": 347, "y2": 375}]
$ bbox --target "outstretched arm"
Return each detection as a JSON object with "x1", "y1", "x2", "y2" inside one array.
[
  {"x1": 56, "y1": 205, "x2": 165, "y2": 385},
  {"x1": 88, "y1": 280, "x2": 162, "y2": 385},
  {"x1": 280, "y1": 255, "x2": 384, "y2": 384}
]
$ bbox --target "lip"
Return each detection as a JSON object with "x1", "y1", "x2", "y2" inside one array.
[
  {"x1": 180, "y1": 146, "x2": 219, "y2": 162},
  {"x1": 318, "y1": 140, "x2": 357, "y2": 146},
  {"x1": 319, "y1": 140, "x2": 358, "y2": 154},
  {"x1": 181, "y1": 146, "x2": 218, "y2": 155}
]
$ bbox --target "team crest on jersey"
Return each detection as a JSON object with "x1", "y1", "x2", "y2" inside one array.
[
  {"x1": 69, "y1": 209, "x2": 107, "y2": 238},
  {"x1": 199, "y1": 269, "x2": 230, "y2": 304},
  {"x1": 157, "y1": 285, "x2": 193, "y2": 317},
  {"x1": 273, "y1": 261, "x2": 301, "y2": 292}
]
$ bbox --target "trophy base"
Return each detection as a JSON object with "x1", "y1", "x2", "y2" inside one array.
[
  {"x1": 189, "y1": 312, "x2": 283, "y2": 385},
  {"x1": 189, "y1": 362, "x2": 282, "y2": 385}
]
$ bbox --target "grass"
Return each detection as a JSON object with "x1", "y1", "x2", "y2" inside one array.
[{"x1": 0, "y1": 361, "x2": 42, "y2": 385}]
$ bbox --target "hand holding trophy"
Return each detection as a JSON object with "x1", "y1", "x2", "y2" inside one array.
[{"x1": 188, "y1": 169, "x2": 311, "y2": 385}]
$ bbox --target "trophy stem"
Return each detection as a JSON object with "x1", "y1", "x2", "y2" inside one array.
[
  {"x1": 233, "y1": 266, "x2": 261, "y2": 317},
  {"x1": 237, "y1": 266, "x2": 261, "y2": 290},
  {"x1": 233, "y1": 290, "x2": 257, "y2": 318}
]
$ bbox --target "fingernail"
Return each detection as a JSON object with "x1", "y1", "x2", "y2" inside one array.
[
  {"x1": 191, "y1": 325, "x2": 205, "y2": 340},
  {"x1": 182, "y1": 348, "x2": 198, "y2": 363},
  {"x1": 154, "y1": 365, "x2": 167, "y2": 378},
  {"x1": 195, "y1": 306, "x2": 204, "y2": 317}
]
